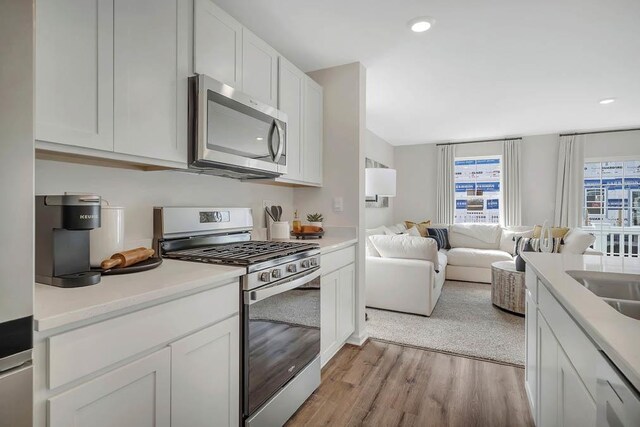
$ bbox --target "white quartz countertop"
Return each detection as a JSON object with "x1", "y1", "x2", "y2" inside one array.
[
  {"x1": 284, "y1": 236, "x2": 358, "y2": 254},
  {"x1": 34, "y1": 259, "x2": 244, "y2": 333},
  {"x1": 522, "y1": 252, "x2": 640, "y2": 390}
]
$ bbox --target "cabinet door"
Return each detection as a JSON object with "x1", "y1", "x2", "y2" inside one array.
[
  {"x1": 113, "y1": 0, "x2": 188, "y2": 163},
  {"x1": 303, "y1": 77, "x2": 323, "y2": 185},
  {"x1": 242, "y1": 29, "x2": 278, "y2": 107},
  {"x1": 171, "y1": 316, "x2": 239, "y2": 427},
  {"x1": 194, "y1": 0, "x2": 242, "y2": 89},
  {"x1": 525, "y1": 290, "x2": 537, "y2": 421},
  {"x1": 35, "y1": 0, "x2": 114, "y2": 151},
  {"x1": 338, "y1": 264, "x2": 356, "y2": 342},
  {"x1": 48, "y1": 348, "x2": 170, "y2": 427},
  {"x1": 321, "y1": 270, "x2": 339, "y2": 365},
  {"x1": 558, "y1": 348, "x2": 597, "y2": 427},
  {"x1": 277, "y1": 57, "x2": 305, "y2": 182},
  {"x1": 538, "y1": 313, "x2": 558, "y2": 427}
]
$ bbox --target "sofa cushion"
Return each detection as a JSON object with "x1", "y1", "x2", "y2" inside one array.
[
  {"x1": 561, "y1": 228, "x2": 596, "y2": 254},
  {"x1": 446, "y1": 247, "x2": 513, "y2": 268},
  {"x1": 407, "y1": 226, "x2": 422, "y2": 237},
  {"x1": 369, "y1": 235, "x2": 440, "y2": 270},
  {"x1": 365, "y1": 226, "x2": 387, "y2": 257},
  {"x1": 449, "y1": 224, "x2": 502, "y2": 250}
]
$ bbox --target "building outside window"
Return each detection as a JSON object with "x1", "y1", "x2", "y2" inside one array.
[
  {"x1": 583, "y1": 159, "x2": 640, "y2": 256},
  {"x1": 454, "y1": 156, "x2": 502, "y2": 224}
]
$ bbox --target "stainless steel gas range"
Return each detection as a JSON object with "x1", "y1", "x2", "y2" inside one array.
[{"x1": 154, "y1": 207, "x2": 321, "y2": 426}]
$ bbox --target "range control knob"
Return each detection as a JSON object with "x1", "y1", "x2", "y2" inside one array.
[
  {"x1": 271, "y1": 269, "x2": 282, "y2": 279},
  {"x1": 287, "y1": 264, "x2": 297, "y2": 273},
  {"x1": 259, "y1": 271, "x2": 271, "y2": 282},
  {"x1": 301, "y1": 260, "x2": 310, "y2": 268},
  {"x1": 310, "y1": 258, "x2": 318, "y2": 267}
]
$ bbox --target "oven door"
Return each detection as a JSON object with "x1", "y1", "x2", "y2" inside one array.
[
  {"x1": 243, "y1": 267, "x2": 321, "y2": 418},
  {"x1": 193, "y1": 74, "x2": 287, "y2": 177}
]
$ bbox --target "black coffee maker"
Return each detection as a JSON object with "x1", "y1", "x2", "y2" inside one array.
[{"x1": 36, "y1": 194, "x2": 102, "y2": 287}]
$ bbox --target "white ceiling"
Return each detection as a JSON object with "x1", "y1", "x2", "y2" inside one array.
[{"x1": 214, "y1": 0, "x2": 640, "y2": 145}]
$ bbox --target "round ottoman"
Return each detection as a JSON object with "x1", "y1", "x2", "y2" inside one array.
[{"x1": 491, "y1": 261, "x2": 525, "y2": 315}]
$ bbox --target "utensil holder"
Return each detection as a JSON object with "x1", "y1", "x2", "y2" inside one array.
[{"x1": 270, "y1": 221, "x2": 290, "y2": 240}]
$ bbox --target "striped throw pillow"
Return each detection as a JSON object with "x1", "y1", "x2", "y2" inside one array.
[{"x1": 427, "y1": 228, "x2": 450, "y2": 250}]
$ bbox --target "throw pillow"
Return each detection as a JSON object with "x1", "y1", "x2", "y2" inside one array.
[
  {"x1": 500, "y1": 229, "x2": 534, "y2": 255},
  {"x1": 561, "y1": 228, "x2": 596, "y2": 254},
  {"x1": 404, "y1": 220, "x2": 431, "y2": 237},
  {"x1": 533, "y1": 225, "x2": 570, "y2": 239},
  {"x1": 369, "y1": 235, "x2": 440, "y2": 271},
  {"x1": 427, "y1": 227, "x2": 451, "y2": 249},
  {"x1": 407, "y1": 226, "x2": 422, "y2": 237},
  {"x1": 529, "y1": 237, "x2": 563, "y2": 253}
]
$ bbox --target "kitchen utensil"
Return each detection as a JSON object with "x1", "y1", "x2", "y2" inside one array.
[
  {"x1": 270, "y1": 206, "x2": 281, "y2": 222},
  {"x1": 270, "y1": 221, "x2": 290, "y2": 240},
  {"x1": 97, "y1": 257, "x2": 163, "y2": 275},
  {"x1": 277, "y1": 206, "x2": 283, "y2": 221},
  {"x1": 90, "y1": 205, "x2": 125, "y2": 267},
  {"x1": 100, "y1": 247, "x2": 155, "y2": 270},
  {"x1": 265, "y1": 207, "x2": 276, "y2": 222}
]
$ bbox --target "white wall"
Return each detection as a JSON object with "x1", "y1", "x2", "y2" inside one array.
[
  {"x1": 294, "y1": 62, "x2": 367, "y2": 344},
  {"x1": 365, "y1": 129, "x2": 395, "y2": 228},
  {"x1": 585, "y1": 129, "x2": 640, "y2": 159},
  {"x1": 35, "y1": 160, "x2": 294, "y2": 246},
  {"x1": 393, "y1": 130, "x2": 640, "y2": 227}
]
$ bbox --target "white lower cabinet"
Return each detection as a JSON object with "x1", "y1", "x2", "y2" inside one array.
[
  {"x1": 48, "y1": 348, "x2": 171, "y2": 427},
  {"x1": 320, "y1": 256, "x2": 356, "y2": 366},
  {"x1": 558, "y1": 347, "x2": 597, "y2": 427},
  {"x1": 527, "y1": 268, "x2": 598, "y2": 427},
  {"x1": 171, "y1": 316, "x2": 239, "y2": 427},
  {"x1": 37, "y1": 282, "x2": 240, "y2": 427}
]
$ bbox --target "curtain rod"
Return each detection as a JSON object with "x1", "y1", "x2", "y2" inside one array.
[
  {"x1": 436, "y1": 137, "x2": 522, "y2": 147},
  {"x1": 559, "y1": 127, "x2": 640, "y2": 137}
]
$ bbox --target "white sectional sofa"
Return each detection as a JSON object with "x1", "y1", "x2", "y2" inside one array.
[{"x1": 365, "y1": 222, "x2": 599, "y2": 316}]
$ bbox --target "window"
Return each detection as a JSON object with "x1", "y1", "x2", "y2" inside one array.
[
  {"x1": 454, "y1": 156, "x2": 502, "y2": 224},
  {"x1": 583, "y1": 159, "x2": 640, "y2": 256}
]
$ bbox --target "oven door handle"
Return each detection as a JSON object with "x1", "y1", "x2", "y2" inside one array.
[{"x1": 247, "y1": 267, "x2": 321, "y2": 305}]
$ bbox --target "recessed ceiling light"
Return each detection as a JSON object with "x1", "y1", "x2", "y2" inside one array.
[
  {"x1": 599, "y1": 98, "x2": 616, "y2": 105},
  {"x1": 408, "y1": 17, "x2": 434, "y2": 33}
]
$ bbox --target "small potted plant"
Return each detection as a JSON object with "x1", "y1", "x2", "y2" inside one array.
[{"x1": 306, "y1": 213, "x2": 324, "y2": 228}]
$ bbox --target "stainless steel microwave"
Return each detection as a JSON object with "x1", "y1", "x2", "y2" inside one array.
[{"x1": 189, "y1": 74, "x2": 287, "y2": 179}]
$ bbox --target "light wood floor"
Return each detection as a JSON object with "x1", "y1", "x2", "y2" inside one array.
[{"x1": 286, "y1": 340, "x2": 534, "y2": 427}]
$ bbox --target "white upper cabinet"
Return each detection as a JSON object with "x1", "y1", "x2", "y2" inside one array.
[
  {"x1": 277, "y1": 57, "x2": 305, "y2": 182},
  {"x1": 194, "y1": 0, "x2": 242, "y2": 89},
  {"x1": 36, "y1": 0, "x2": 114, "y2": 151},
  {"x1": 113, "y1": 0, "x2": 188, "y2": 163},
  {"x1": 303, "y1": 77, "x2": 324, "y2": 185},
  {"x1": 242, "y1": 29, "x2": 278, "y2": 106}
]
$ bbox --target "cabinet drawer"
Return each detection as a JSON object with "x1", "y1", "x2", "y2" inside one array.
[
  {"x1": 48, "y1": 281, "x2": 238, "y2": 389},
  {"x1": 538, "y1": 282, "x2": 599, "y2": 399},
  {"x1": 321, "y1": 246, "x2": 355, "y2": 275}
]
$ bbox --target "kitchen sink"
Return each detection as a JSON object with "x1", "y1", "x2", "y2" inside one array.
[
  {"x1": 603, "y1": 299, "x2": 640, "y2": 321},
  {"x1": 566, "y1": 270, "x2": 640, "y2": 301}
]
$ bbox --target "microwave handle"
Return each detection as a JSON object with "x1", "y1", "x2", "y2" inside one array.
[
  {"x1": 246, "y1": 267, "x2": 320, "y2": 305},
  {"x1": 267, "y1": 121, "x2": 277, "y2": 161},
  {"x1": 273, "y1": 120, "x2": 285, "y2": 163}
]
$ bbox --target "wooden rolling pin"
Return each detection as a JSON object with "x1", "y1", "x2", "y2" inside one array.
[{"x1": 100, "y1": 247, "x2": 155, "y2": 270}]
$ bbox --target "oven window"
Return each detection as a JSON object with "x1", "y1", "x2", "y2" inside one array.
[{"x1": 245, "y1": 276, "x2": 320, "y2": 415}]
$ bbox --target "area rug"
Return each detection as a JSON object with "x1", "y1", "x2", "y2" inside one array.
[{"x1": 366, "y1": 281, "x2": 525, "y2": 366}]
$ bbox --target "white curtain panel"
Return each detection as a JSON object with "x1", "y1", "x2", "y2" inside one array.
[
  {"x1": 502, "y1": 139, "x2": 522, "y2": 226},
  {"x1": 554, "y1": 135, "x2": 585, "y2": 227},
  {"x1": 436, "y1": 144, "x2": 455, "y2": 224}
]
